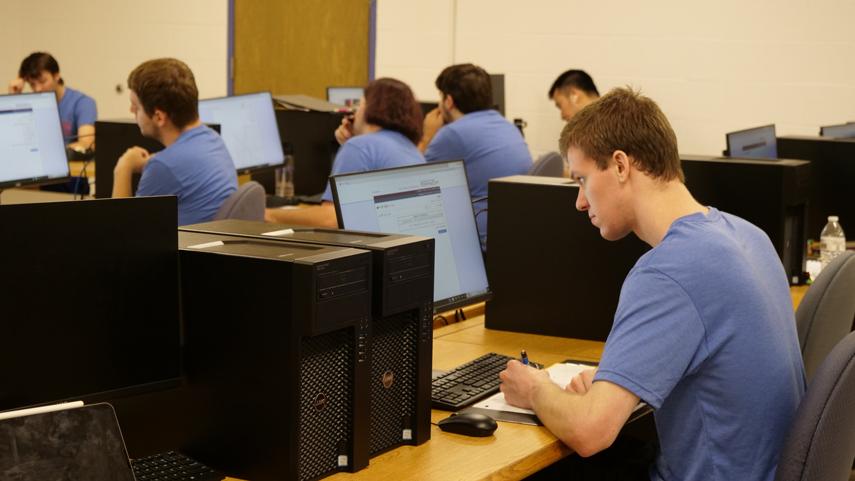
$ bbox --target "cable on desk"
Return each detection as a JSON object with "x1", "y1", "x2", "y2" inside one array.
[{"x1": 433, "y1": 314, "x2": 450, "y2": 326}]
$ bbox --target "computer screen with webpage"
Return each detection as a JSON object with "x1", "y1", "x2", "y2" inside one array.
[
  {"x1": 198, "y1": 92, "x2": 284, "y2": 173},
  {"x1": 326, "y1": 86, "x2": 364, "y2": 108},
  {"x1": 331, "y1": 160, "x2": 490, "y2": 312},
  {"x1": 819, "y1": 122, "x2": 855, "y2": 139},
  {"x1": 726, "y1": 124, "x2": 778, "y2": 159},
  {"x1": 0, "y1": 92, "x2": 69, "y2": 188}
]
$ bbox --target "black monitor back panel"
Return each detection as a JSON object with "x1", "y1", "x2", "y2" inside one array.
[
  {"x1": 0, "y1": 197, "x2": 180, "y2": 411},
  {"x1": 681, "y1": 154, "x2": 811, "y2": 283},
  {"x1": 777, "y1": 136, "x2": 855, "y2": 244},
  {"x1": 486, "y1": 176, "x2": 649, "y2": 341},
  {"x1": 178, "y1": 231, "x2": 372, "y2": 480},
  {"x1": 179, "y1": 219, "x2": 434, "y2": 456}
]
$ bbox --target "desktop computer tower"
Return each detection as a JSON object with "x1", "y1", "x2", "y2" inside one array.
[
  {"x1": 179, "y1": 219, "x2": 435, "y2": 456},
  {"x1": 777, "y1": 136, "x2": 855, "y2": 245},
  {"x1": 178, "y1": 231, "x2": 372, "y2": 481},
  {"x1": 94, "y1": 120, "x2": 220, "y2": 198},
  {"x1": 682, "y1": 154, "x2": 811, "y2": 284},
  {"x1": 485, "y1": 176, "x2": 649, "y2": 341}
]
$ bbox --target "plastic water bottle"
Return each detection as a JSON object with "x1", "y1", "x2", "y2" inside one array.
[{"x1": 820, "y1": 215, "x2": 846, "y2": 271}]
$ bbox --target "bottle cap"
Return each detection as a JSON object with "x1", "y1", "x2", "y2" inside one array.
[{"x1": 829, "y1": 215, "x2": 839, "y2": 222}]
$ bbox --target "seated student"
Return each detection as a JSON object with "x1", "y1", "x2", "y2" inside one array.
[
  {"x1": 548, "y1": 69, "x2": 600, "y2": 122},
  {"x1": 9, "y1": 52, "x2": 97, "y2": 152},
  {"x1": 112, "y1": 58, "x2": 237, "y2": 226},
  {"x1": 420, "y1": 63, "x2": 532, "y2": 250},
  {"x1": 500, "y1": 88, "x2": 805, "y2": 481},
  {"x1": 266, "y1": 77, "x2": 425, "y2": 228}
]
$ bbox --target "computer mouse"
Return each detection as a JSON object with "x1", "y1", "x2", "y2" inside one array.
[{"x1": 437, "y1": 412, "x2": 498, "y2": 437}]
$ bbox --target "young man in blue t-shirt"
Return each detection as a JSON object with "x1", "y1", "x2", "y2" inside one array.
[
  {"x1": 8, "y1": 52, "x2": 97, "y2": 151},
  {"x1": 499, "y1": 88, "x2": 805, "y2": 481},
  {"x1": 112, "y1": 58, "x2": 237, "y2": 226}
]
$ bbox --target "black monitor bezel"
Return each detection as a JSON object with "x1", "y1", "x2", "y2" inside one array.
[
  {"x1": 329, "y1": 159, "x2": 492, "y2": 313},
  {"x1": 0, "y1": 91, "x2": 72, "y2": 189},
  {"x1": 198, "y1": 91, "x2": 285, "y2": 176}
]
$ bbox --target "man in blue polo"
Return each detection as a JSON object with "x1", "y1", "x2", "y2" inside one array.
[
  {"x1": 420, "y1": 63, "x2": 532, "y2": 251},
  {"x1": 112, "y1": 58, "x2": 237, "y2": 226}
]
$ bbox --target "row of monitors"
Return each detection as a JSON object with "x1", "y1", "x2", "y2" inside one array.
[
  {"x1": 725, "y1": 122, "x2": 855, "y2": 159},
  {"x1": 0, "y1": 91, "x2": 287, "y2": 189}
]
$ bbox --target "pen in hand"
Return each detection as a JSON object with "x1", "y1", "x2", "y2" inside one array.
[{"x1": 520, "y1": 349, "x2": 529, "y2": 366}]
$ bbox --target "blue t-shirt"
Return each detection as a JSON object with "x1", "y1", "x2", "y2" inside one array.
[
  {"x1": 424, "y1": 109, "x2": 531, "y2": 250},
  {"x1": 595, "y1": 208, "x2": 805, "y2": 481},
  {"x1": 322, "y1": 129, "x2": 425, "y2": 201},
  {"x1": 58, "y1": 87, "x2": 97, "y2": 144},
  {"x1": 136, "y1": 125, "x2": 238, "y2": 226}
]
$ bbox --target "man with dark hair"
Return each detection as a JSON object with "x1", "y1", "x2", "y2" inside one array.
[
  {"x1": 548, "y1": 69, "x2": 600, "y2": 121},
  {"x1": 267, "y1": 77, "x2": 425, "y2": 227},
  {"x1": 500, "y1": 87, "x2": 804, "y2": 481},
  {"x1": 8, "y1": 52, "x2": 96, "y2": 151},
  {"x1": 112, "y1": 58, "x2": 237, "y2": 226},
  {"x1": 420, "y1": 63, "x2": 532, "y2": 250}
]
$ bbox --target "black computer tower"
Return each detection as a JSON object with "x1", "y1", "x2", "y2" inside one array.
[
  {"x1": 180, "y1": 220, "x2": 434, "y2": 456},
  {"x1": 777, "y1": 136, "x2": 855, "y2": 244},
  {"x1": 682, "y1": 154, "x2": 811, "y2": 283},
  {"x1": 94, "y1": 120, "x2": 220, "y2": 198},
  {"x1": 178, "y1": 231, "x2": 372, "y2": 481},
  {"x1": 252, "y1": 109, "x2": 343, "y2": 196},
  {"x1": 485, "y1": 176, "x2": 649, "y2": 341}
]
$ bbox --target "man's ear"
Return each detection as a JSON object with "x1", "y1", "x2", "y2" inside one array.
[
  {"x1": 443, "y1": 94, "x2": 455, "y2": 111},
  {"x1": 152, "y1": 108, "x2": 169, "y2": 128},
  {"x1": 612, "y1": 150, "x2": 630, "y2": 183}
]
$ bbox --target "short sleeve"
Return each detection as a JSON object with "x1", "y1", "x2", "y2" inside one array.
[
  {"x1": 594, "y1": 267, "x2": 707, "y2": 409},
  {"x1": 137, "y1": 157, "x2": 181, "y2": 197},
  {"x1": 75, "y1": 95, "x2": 97, "y2": 126},
  {"x1": 322, "y1": 141, "x2": 371, "y2": 202},
  {"x1": 424, "y1": 126, "x2": 463, "y2": 162}
]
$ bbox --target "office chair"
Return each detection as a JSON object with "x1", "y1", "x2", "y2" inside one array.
[
  {"x1": 775, "y1": 330, "x2": 855, "y2": 481},
  {"x1": 214, "y1": 181, "x2": 265, "y2": 221},
  {"x1": 527, "y1": 152, "x2": 565, "y2": 177},
  {"x1": 795, "y1": 251, "x2": 855, "y2": 381}
]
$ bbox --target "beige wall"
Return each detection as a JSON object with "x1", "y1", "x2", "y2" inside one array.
[
  {"x1": 1, "y1": 1, "x2": 228, "y2": 120},
  {"x1": 377, "y1": 0, "x2": 855, "y2": 157}
]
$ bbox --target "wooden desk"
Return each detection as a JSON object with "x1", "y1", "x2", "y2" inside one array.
[{"x1": 224, "y1": 286, "x2": 809, "y2": 481}]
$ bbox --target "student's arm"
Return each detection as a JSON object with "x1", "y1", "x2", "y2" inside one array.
[
  {"x1": 264, "y1": 202, "x2": 338, "y2": 228},
  {"x1": 112, "y1": 147, "x2": 150, "y2": 198},
  {"x1": 70, "y1": 124, "x2": 95, "y2": 151},
  {"x1": 418, "y1": 108, "x2": 445, "y2": 153},
  {"x1": 8, "y1": 77, "x2": 24, "y2": 93},
  {"x1": 69, "y1": 95, "x2": 97, "y2": 150},
  {"x1": 500, "y1": 362, "x2": 639, "y2": 457}
]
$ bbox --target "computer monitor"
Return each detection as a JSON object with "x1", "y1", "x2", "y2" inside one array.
[
  {"x1": 725, "y1": 124, "x2": 778, "y2": 159},
  {"x1": 198, "y1": 92, "x2": 284, "y2": 174},
  {"x1": 0, "y1": 91, "x2": 70, "y2": 189},
  {"x1": 326, "y1": 86, "x2": 364, "y2": 108},
  {"x1": 489, "y1": 73, "x2": 505, "y2": 117},
  {"x1": 819, "y1": 122, "x2": 855, "y2": 139},
  {"x1": 331, "y1": 160, "x2": 490, "y2": 312},
  {"x1": 0, "y1": 196, "x2": 180, "y2": 412}
]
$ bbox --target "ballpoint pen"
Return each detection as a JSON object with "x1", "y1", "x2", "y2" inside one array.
[{"x1": 520, "y1": 349, "x2": 529, "y2": 366}]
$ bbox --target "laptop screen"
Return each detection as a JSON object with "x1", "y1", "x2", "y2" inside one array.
[
  {"x1": 331, "y1": 160, "x2": 490, "y2": 312},
  {"x1": 726, "y1": 124, "x2": 777, "y2": 159},
  {"x1": 819, "y1": 122, "x2": 855, "y2": 139},
  {"x1": 0, "y1": 404, "x2": 135, "y2": 481},
  {"x1": 198, "y1": 91, "x2": 285, "y2": 173}
]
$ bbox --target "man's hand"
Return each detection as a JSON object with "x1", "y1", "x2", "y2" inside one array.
[
  {"x1": 418, "y1": 108, "x2": 445, "y2": 152},
  {"x1": 334, "y1": 115, "x2": 355, "y2": 145},
  {"x1": 565, "y1": 368, "x2": 597, "y2": 395},
  {"x1": 498, "y1": 359, "x2": 553, "y2": 409},
  {"x1": 8, "y1": 77, "x2": 24, "y2": 94},
  {"x1": 115, "y1": 147, "x2": 151, "y2": 174}
]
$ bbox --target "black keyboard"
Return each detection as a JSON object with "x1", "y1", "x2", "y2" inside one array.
[
  {"x1": 431, "y1": 352, "x2": 514, "y2": 410},
  {"x1": 131, "y1": 451, "x2": 224, "y2": 481}
]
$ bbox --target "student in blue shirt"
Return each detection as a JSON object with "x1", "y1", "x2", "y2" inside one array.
[
  {"x1": 500, "y1": 88, "x2": 805, "y2": 481},
  {"x1": 419, "y1": 63, "x2": 532, "y2": 250},
  {"x1": 112, "y1": 58, "x2": 237, "y2": 226},
  {"x1": 548, "y1": 69, "x2": 600, "y2": 122},
  {"x1": 266, "y1": 77, "x2": 425, "y2": 228},
  {"x1": 8, "y1": 52, "x2": 97, "y2": 151}
]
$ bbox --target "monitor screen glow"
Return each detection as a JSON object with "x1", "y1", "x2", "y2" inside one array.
[
  {"x1": 326, "y1": 87, "x2": 364, "y2": 108},
  {"x1": 198, "y1": 92, "x2": 284, "y2": 173},
  {"x1": 0, "y1": 92, "x2": 69, "y2": 188},
  {"x1": 819, "y1": 122, "x2": 855, "y2": 139},
  {"x1": 726, "y1": 124, "x2": 778, "y2": 159},
  {"x1": 331, "y1": 160, "x2": 490, "y2": 312}
]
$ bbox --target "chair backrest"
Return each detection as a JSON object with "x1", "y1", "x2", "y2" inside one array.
[
  {"x1": 527, "y1": 152, "x2": 565, "y2": 177},
  {"x1": 214, "y1": 181, "x2": 266, "y2": 221},
  {"x1": 775, "y1": 330, "x2": 855, "y2": 481},
  {"x1": 796, "y1": 251, "x2": 855, "y2": 380}
]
